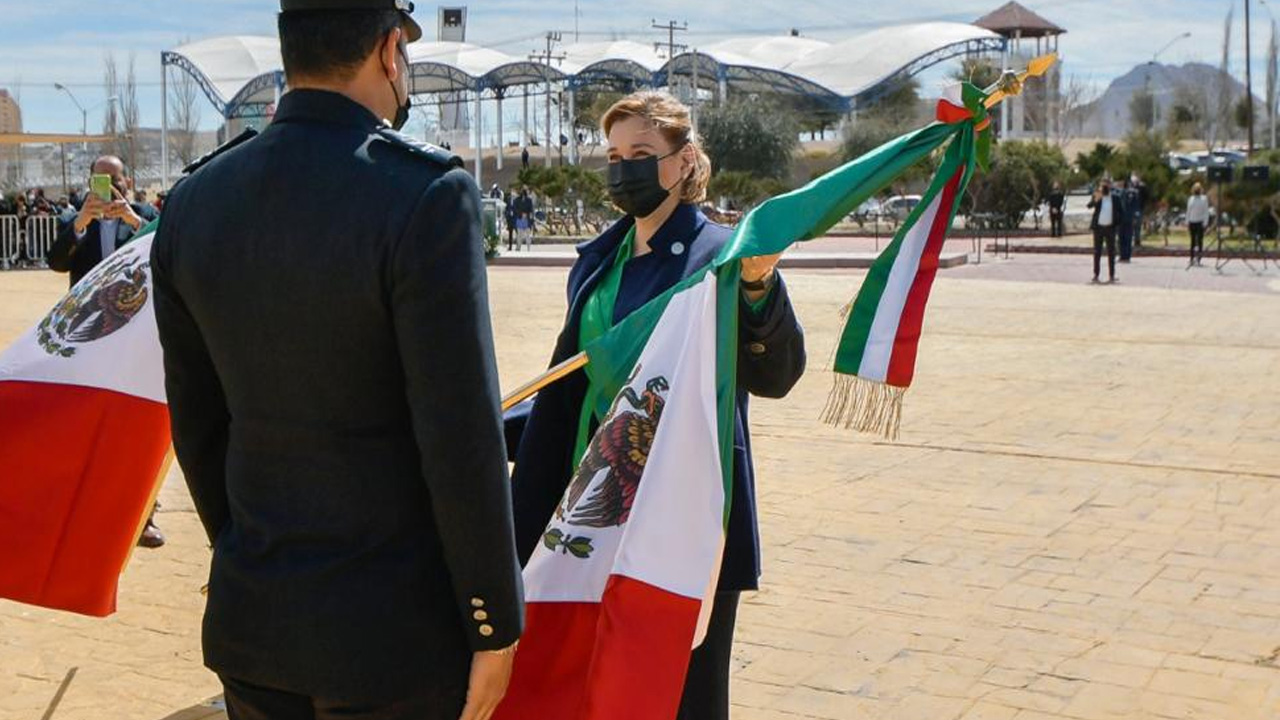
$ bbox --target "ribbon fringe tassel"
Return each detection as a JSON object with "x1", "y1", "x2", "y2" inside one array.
[{"x1": 821, "y1": 374, "x2": 905, "y2": 440}]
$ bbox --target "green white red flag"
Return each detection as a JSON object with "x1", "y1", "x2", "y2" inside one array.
[
  {"x1": 0, "y1": 225, "x2": 171, "y2": 616},
  {"x1": 496, "y1": 84, "x2": 988, "y2": 718}
]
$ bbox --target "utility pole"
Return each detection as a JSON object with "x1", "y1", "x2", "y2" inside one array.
[
  {"x1": 652, "y1": 19, "x2": 688, "y2": 61},
  {"x1": 1247, "y1": 0, "x2": 1256, "y2": 154},
  {"x1": 652, "y1": 19, "x2": 688, "y2": 98},
  {"x1": 530, "y1": 32, "x2": 565, "y2": 169}
]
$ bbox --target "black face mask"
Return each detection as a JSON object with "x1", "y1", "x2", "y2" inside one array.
[
  {"x1": 388, "y1": 45, "x2": 411, "y2": 131},
  {"x1": 607, "y1": 150, "x2": 684, "y2": 218}
]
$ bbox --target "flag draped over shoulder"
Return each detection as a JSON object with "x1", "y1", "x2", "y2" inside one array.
[
  {"x1": 0, "y1": 223, "x2": 171, "y2": 617},
  {"x1": 497, "y1": 85, "x2": 988, "y2": 720}
]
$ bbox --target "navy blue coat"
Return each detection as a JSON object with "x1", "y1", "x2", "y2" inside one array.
[{"x1": 506, "y1": 203, "x2": 806, "y2": 592}]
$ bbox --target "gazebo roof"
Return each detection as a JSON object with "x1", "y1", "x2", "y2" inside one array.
[{"x1": 974, "y1": 1, "x2": 1066, "y2": 38}]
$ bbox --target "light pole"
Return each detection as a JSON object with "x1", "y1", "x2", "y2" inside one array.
[
  {"x1": 53, "y1": 83, "x2": 88, "y2": 149},
  {"x1": 1145, "y1": 32, "x2": 1191, "y2": 131}
]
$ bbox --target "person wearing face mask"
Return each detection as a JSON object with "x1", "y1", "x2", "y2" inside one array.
[
  {"x1": 151, "y1": 2, "x2": 523, "y2": 719},
  {"x1": 503, "y1": 91, "x2": 806, "y2": 720},
  {"x1": 47, "y1": 155, "x2": 157, "y2": 288}
]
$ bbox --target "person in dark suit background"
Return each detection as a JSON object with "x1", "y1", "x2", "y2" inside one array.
[
  {"x1": 151, "y1": 2, "x2": 523, "y2": 719},
  {"x1": 46, "y1": 154, "x2": 164, "y2": 548},
  {"x1": 1087, "y1": 177, "x2": 1126, "y2": 284},
  {"x1": 47, "y1": 155, "x2": 157, "y2": 288},
  {"x1": 504, "y1": 91, "x2": 805, "y2": 720},
  {"x1": 1047, "y1": 180, "x2": 1065, "y2": 238}
]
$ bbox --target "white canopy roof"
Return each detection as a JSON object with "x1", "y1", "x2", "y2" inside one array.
[
  {"x1": 786, "y1": 22, "x2": 1003, "y2": 98},
  {"x1": 164, "y1": 23, "x2": 1006, "y2": 119},
  {"x1": 163, "y1": 36, "x2": 282, "y2": 114}
]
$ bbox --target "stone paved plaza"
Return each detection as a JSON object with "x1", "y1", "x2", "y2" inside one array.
[{"x1": 2, "y1": 253, "x2": 1280, "y2": 720}]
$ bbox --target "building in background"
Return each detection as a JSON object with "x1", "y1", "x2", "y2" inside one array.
[
  {"x1": 975, "y1": 1, "x2": 1065, "y2": 141},
  {"x1": 0, "y1": 89, "x2": 22, "y2": 191},
  {"x1": 437, "y1": 6, "x2": 472, "y2": 150}
]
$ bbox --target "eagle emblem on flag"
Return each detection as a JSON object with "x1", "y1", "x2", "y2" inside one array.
[
  {"x1": 543, "y1": 370, "x2": 670, "y2": 558},
  {"x1": 37, "y1": 251, "x2": 150, "y2": 358}
]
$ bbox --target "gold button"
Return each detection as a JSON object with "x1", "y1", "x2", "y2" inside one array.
[
  {"x1": 471, "y1": 597, "x2": 485, "y2": 608},
  {"x1": 748, "y1": 342, "x2": 767, "y2": 356},
  {"x1": 473, "y1": 610, "x2": 489, "y2": 621},
  {"x1": 479, "y1": 624, "x2": 495, "y2": 637}
]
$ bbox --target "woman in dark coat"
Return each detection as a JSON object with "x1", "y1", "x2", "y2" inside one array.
[{"x1": 505, "y1": 90, "x2": 806, "y2": 720}]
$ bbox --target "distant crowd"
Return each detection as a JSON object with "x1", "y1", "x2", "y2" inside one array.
[{"x1": 1, "y1": 185, "x2": 166, "y2": 223}]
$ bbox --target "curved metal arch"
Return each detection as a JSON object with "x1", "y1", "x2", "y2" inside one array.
[
  {"x1": 161, "y1": 50, "x2": 229, "y2": 117},
  {"x1": 226, "y1": 71, "x2": 284, "y2": 118},
  {"x1": 568, "y1": 69, "x2": 648, "y2": 93},
  {"x1": 853, "y1": 36, "x2": 1007, "y2": 106},
  {"x1": 406, "y1": 62, "x2": 476, "y2": 95},
  {"x1": 480, "y1": 61, "x2": 572, "y2": 91}
]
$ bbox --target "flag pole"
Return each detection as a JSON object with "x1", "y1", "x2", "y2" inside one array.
[
  {"x1": 501, "y1": 352, "x2": 589, "y2": 411},
  {"x1": 122, "y1": 448, "x2": 175, "y2": 571}
]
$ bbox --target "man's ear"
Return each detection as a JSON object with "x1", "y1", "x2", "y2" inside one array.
[{"x1": 381, "y1": 27, "x2": 404, "y2": 81}]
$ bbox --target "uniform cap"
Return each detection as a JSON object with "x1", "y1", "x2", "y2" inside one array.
[{"x1": 280, "y1": 0, "x2": 422, "y2": 42}]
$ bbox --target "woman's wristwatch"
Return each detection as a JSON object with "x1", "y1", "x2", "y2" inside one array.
[{"x1": 741, "y1": 270, "x2": 776, "y2": 293}]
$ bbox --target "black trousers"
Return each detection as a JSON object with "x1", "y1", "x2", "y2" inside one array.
[
  {"x1": 676, "y1": 591, "x2": 740, "y2": 720},
  {"x1": 1189, "y1": 222, "x2": 1205, "y2": 262},
  {"x1": 1093, "y1": 225, "x2": 1116, "y2": 280},
  {"x1": 1049, "y1": 210, "x2": 1064, "y2": 237},
  {"x1": 221, "y1": 675, "x2": 465, "y2": 720}
]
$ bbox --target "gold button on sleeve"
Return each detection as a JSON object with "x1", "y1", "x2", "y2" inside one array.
[
  {"x1": 473, "y1": 610, "x2": 489, "y2": 621},
  {"x1": 471, "y1": 597, "x2": 485, "y2": 608},
  {"x1": 479, "y1": 624, "x2": 495, "y2": 637}
]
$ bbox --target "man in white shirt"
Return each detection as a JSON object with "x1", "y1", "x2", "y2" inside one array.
[
  {"x1": 46, "y1": 156, "x2": 156, "y2": 288},
  {"x1": 1086, "y1": 178, "x2": 1124, "y2": 284}
]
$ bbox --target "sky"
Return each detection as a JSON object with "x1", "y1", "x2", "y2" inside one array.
[{"x1": 0, "y1": 0, "x2": 1270, "y2": 137}]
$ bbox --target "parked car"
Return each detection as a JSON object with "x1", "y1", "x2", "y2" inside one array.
[
  {"x1": 1164, "y1": 152, "x2": 1199, "y2": 173},
  {"x1": 881, "y1": 194, "x2": 922, "y2": 222},
  {"x1": 848, "y1": 197, "x2": 884, "y2": 225}
]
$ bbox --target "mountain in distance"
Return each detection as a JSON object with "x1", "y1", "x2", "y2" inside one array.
[{"x1": 1071, "y1": 62, "x2": 1255, "y2": 141}]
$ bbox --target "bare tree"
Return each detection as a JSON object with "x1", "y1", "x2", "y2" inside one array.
[
  {"x1": 1170, "y1": 81, "x2": 1210, "y2": 146},
  {"x1": 1268, "y1": 20, "x2": 1278, "y2": 149},
  {"x1": 104, "y1": 54, "x2": 122, "y2": 160},
  {"x1": 1054, "y1": 73, "x2": 1099, "y2": 148},
  {"x1": 168, "y1": 56, "x2": 203, "y2": 167},
  {"x1": 121, "y1": 54, "x2": 143, "y2": 182},
  {"x1": 1211, "y1": 6, "x2": 1235, "y2": 148}
]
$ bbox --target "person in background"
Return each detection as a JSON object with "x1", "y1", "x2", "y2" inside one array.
[
  {"x1": 46, "y1": 156, "x2": 157, "y2": 288},
  {"x1": 515, "y1": 187, "x2": 534, "y2": 251},
  {"x1": 1131, "y1": 173, "x2": 1147, "y2": 247},
  {"x1": 504, "y1": 189, "x2": 517, "y2": 251},
  {"x1": 1186, "y1": 182, "x2": 1210, "y2": 267},
  {"x1": 1117, "y1": 176, "x2": 1139, "y2": 263},
  {"x1": 1047, "y1": 180, "x2": 1065, "y2": 238},
  {"x1": 1087, "y1": 177, "x2": 1124, "y2": 284},
  {"x1": 521, "y1": 145, "x2": 530, "y2": 170}
]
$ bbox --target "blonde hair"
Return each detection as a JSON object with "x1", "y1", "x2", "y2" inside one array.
[{"x1": 601, "y1": 91, "x2": 711, "y2": 204}]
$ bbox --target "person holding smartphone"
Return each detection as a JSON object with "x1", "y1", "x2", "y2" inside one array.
[{"x1": 47, "y1": 155, "x2": 157, "y2": 288}]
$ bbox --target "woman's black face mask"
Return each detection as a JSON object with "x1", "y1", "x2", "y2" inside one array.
[{"x1": 607, "y1": 148, "x2": 685, "y2": 219}]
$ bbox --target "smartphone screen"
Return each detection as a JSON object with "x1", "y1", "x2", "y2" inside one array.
[{"x1": 91, "y1": 174, "x2": 113, "y2": 202}]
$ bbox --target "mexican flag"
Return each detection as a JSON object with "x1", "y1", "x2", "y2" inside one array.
[
  {"x1": 497, "y1": 86, "x2": 986, "y2": 719},
  {"x1": 0, "y1": 224, "x2": 172, "y2": 617}
]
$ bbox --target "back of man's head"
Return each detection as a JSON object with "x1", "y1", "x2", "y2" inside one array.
[{"x1": 278, "y1": 9, "x2": 403, "y2": 85}]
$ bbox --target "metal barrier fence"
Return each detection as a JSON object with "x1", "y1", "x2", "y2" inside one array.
[
  {"x1": 0, "y1": 216, "x2": 19, "y2": 269},
  {"x1": 24, "y1": 216, "x2": 58, "y2": 265}
]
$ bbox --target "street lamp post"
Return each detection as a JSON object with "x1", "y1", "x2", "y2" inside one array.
[
  {"x1": 1145, "y1": 32, "x2": 1191, "y2": 131},
  {"x1": 53, "y1": 83, "x2": 88, "y2": 150}
]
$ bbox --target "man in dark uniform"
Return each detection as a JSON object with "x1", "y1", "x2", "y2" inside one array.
[{"x1": 151, "y1": 2, "x2": 523, "y2": 719}]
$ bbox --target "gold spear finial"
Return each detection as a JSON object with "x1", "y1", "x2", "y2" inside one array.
[{"x1": 984, "y1": 52, "x2": 1059, "y2": 110}]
